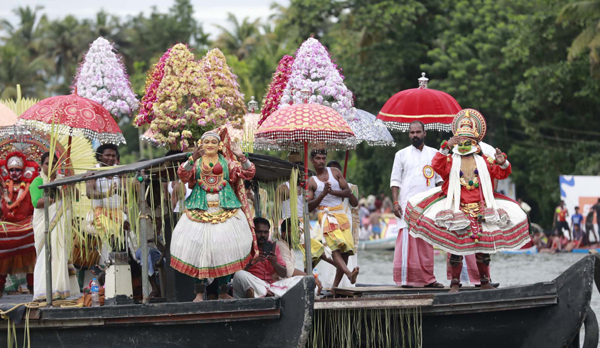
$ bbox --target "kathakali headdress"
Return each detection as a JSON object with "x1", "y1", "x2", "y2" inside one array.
[{"x1": 451, "y1": 109, "x2": 487, "y2": 142}]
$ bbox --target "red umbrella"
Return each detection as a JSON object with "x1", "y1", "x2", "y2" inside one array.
[
  {"x1": 377, "y1": 73, "x2": 461, "y2": 132},
  {"x1": 19, "y1": 89, "x2": 125, "y2": 171},
  {"x1": 19, "y1": 89, "x2": 125, "y2": 145},
  {"x1": 255, "y1": 102, "x2": 355, "y2": 273}
]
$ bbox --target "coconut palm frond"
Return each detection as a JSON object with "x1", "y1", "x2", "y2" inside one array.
[
  {"x1": 558, "y1": 1, "x2": 600, "y2": 22},
  {"x1": 568, "y1": 25, "x2": 597, "y2": 60}
]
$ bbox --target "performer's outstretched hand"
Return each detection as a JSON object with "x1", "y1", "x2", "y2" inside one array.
[
  {"x1": 192, "y1": 145, "x2": 205, "y2": 161},
  {"x1": 495, "y1": 148, "x2": 506, "y2": 165},
  {"x1": 231, "y1": 141, "x2": 245, "y2": 159}
]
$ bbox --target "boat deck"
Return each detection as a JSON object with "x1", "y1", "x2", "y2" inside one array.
[{"x1": 316, "y1": 281, "x2": 559, "y2": 315}]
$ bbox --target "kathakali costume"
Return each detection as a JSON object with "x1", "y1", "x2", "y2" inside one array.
[
  {"x1": 170, "y1": 129, "x2": 257, "y2": 295},
  {"x1": 405, "y1": 109, "x2": 529, "y2": 287},
  {"x1": 0, "y1": 152, "x2": 39, "y2": 293}
]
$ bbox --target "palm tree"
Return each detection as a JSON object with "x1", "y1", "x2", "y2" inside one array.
[
  {"x1": 0, "y1": 6, "x2": 48, "y2": 56},
  {"x1": 41, "y1": 15, "x2": 91, "y2": 93},
  {"x1": 558, "y1": 1, "x2": 600, "y2": 78},
  {"x1": 0, "y1": 43, "x2": 50, "y2": 99},
  {"x1": 213, "y1": 13, "x2": 260, "y2": 60}
]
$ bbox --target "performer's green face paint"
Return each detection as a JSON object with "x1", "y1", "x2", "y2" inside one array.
[{"x1": 457, "y1": 139, "x2": 473, "y2": 154}]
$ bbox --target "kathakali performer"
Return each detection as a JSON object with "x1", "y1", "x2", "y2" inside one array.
[
  {"x1": 0, "y1": 152, "x2": 40, "y2": 295},
  {"x1": 405, "y1": 109, "x2": 529, "y2": 292},
  {"x1": 170, "y1": 129, "x2": 257, "y2": 301}
]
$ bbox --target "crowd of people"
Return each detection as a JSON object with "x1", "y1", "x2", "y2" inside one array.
[
  {"x1": 0, "y1": 107, "x2": 540, "y2": 301},
  {"x1": 527, "y1": 200, "x2": 600, "y2": 253},
  {"x1": 0, "y1": 128, "x2": 366, "y2": 302}
]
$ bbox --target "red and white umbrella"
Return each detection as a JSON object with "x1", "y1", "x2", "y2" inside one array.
[{"x1": 377, "y1": 73, "x2": 461, "y2": 132}]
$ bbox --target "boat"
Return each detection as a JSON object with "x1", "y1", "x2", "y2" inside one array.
[
  {"x1": 501, "y1": 245, "x2": 538, "y2": 255},
  {"x1": 0, "y1": 276, "x2": 315, "y2": 347},
  {"x1": 312, "y1": 254, "x2": 599, "y2": 347},
  {"x1": 572, "y1": 247, "x2": 600, "y2": 254},
  {"x1": 357, "y1": 236, "x2": 396, "y2": 250},
  {"x1": 0, "y1": 152, "x2": 317, "y2": 347}
]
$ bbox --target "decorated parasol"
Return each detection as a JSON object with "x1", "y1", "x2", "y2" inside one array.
[
  {"x1": 0, "y1": 103, "x2": 18, "y2": 127},
  {"x1": 377, "y1": 72, "x2": 461, "y2": 132},
  {"x1": 18, "y1": 89, "x2": 125, "y2": 172},
  {"x1": 341, "y1": 108, "x2": 396, "y2": 177},
  {"x1": 255, "y1": 101, "x2": 356, "y2": 272},
  {"x1": 19, "y1": 89, "x2": 125, "y2": 145}
]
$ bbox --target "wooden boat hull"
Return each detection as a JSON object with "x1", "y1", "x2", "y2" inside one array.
[
  {"x1": 1, "y1": 276, "x2": 315, "y2": 348},
  {"x1": 314, "y1": 255, "x2": 599, "y2": 348}
]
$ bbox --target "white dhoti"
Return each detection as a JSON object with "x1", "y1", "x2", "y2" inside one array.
[{"x1": 232, "y1": 270, "x2": 303, "y2": 298}]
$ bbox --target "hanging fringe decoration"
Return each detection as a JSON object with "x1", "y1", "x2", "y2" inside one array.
[{"x1": 310, "y1": 307, "x2": 423, "y2": 348}]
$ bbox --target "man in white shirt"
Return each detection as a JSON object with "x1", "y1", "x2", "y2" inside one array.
[{"x1": 391, "y1": 121, "x2": 443, "y2": 288}]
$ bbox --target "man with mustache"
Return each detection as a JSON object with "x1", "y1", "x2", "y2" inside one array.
[
  {"x1": 232, "y1": 217, "x2": 303, "y2": 298},
  {"x1": 391, "y1": 121, "x2": 444, "y2": 288}
]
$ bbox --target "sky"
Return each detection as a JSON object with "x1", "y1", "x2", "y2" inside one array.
[{"x1": 1, "y1": 0, "x2": 288, "y2": 38}]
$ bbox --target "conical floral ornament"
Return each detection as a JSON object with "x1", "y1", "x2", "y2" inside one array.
[
  {"x1": 280, "y1": 38, "x2": 354, "y2": 118},
  {"x1": 134, "y1": 47, "x2": 172, "y2": 127},
  {"x1": 146, "y1": 44, "x2": 226, "y2": 150},
  {"x1": 259, "y1": 55, "x2": 294, "y2": 126},
  {"x1": 202, "y1": 48, "x2": 246, "y2": 129},
  {"x1": 73, "y1": 37, "x2": 138, "y2": 120}
]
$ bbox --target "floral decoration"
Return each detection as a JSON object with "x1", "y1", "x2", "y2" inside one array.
[
  {"x1": 259, "y1": 55, "x2": 294, "y2": 126},
  {"x1": 73, "y1": 37, "x2": 138, "y2": 120},
  {"x1": 279, "y1": 37, "x2": 354, "y2": 118}
]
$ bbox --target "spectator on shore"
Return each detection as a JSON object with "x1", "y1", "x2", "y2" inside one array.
[
  {"x1": 592, "y1": 199, "x2": 600, "y2": 242},
  {"x1": 553, "y1": 201, "x2": 570, "y2": 239},
  {"x1": 571, "y1": 206, "x2": 583, "y2": 233},
  {"x1": 369, "y1": 210, "x2": 382, "y2": 240},
  {"x1": 585, "y1": 210, "x2": 598, "y2": 244},
  {"x1": 374, "y1": 193, "x2": 383, "y2": 212}
]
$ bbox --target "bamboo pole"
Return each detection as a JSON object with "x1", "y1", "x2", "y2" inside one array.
[
  {"x1": 303, "y1": 142, "x2": 312, "y2": 273},
  {"x1": 139, "y1": 174, "x2": 149, "y2": 303},
  {"x1": 43, "y1": 191, "x2": 52, "y2": 306}
]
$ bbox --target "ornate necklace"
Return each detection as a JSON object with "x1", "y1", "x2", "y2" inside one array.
[
  {"x1": 3, "y1": 180, "x2": 30, "y2": 211},
  {"x1": 198, "y1": 156, "x2": 226, "y2": 193}
]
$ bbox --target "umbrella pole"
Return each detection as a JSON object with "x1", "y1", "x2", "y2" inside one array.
[
  {"x1": 43, "y1": 190, "x2": 53, "y2": 306},
  {"x1": 303, "y1": 142, "x2": 312, "y2": 274},
  {"x1": 343, "y1": 150, "x2": 349, "y2": 178},
  {"x1": 66, "y1": 135, "x2": 72, "y2": 175}
]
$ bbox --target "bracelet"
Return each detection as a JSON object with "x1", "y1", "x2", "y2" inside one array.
[
  {"x1": 238, "y1": 156, "x2": 247, "y2": 163},
  {"x1": 393, "y1": 201, "x2": 399, "y2": 206}
]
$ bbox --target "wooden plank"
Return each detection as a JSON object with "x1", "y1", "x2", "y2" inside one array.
[
  {"x1": 423, "y1": 295, "x2": 558, "y2": 316},
  {"x1": 40, "y1": 153, "x2": 314, "y2": 188}
]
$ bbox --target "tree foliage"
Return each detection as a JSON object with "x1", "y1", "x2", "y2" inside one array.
[{"x1": 1, "y1": 0, "x2": 600, "y2": 227}]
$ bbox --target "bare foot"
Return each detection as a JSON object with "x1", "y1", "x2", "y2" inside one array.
[
  {"x1": 193, "y1": 293, "x2": 204, "y2": 302},
  {"x1": 480, "y1": 283, "x2": 495, "y2": 290},
  {"x1": 218, "y1": 293, "x2": 233, "y2": 300},
  {"x1": 349, "y1": 267, "x2": 360, "y2": 284},
  {"x1": 449, "y1": 284, "x2": 460, "y2": 293}
]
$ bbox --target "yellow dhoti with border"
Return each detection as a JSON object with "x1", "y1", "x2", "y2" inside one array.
[
  {"x1": 298, "y1": 218, "x2": 325, "y2": 266},
  {"x1": 317, "y1": 204, "x2": 355, "y2": 255}
]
